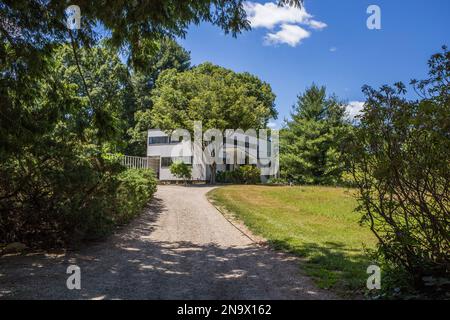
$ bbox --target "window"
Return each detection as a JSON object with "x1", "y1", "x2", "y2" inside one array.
[
  {"x1": 149, "y1": 136, "x2": 169, "y2": 145},
  {"x1": 149, "y1": 135, "x2": 183, "y2": 145},
  {"x1": 171, "y1": 136, "x2": 183, "y2": 144},
  {"x1": 161, "y1": 157, "x2": 173, "y2": 167},
  {"x1": 179, "y1": 156, "x2": 193, "y2": 164},
  {"x1": 161, "y1": 156, "x2": 193, "y2": 168}
]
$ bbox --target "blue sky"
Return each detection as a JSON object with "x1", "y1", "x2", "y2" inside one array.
[{"x1": 178, "y1": 0, "x2": 450, "y2": 127}]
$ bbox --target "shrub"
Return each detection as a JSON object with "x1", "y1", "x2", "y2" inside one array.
[
  {"x1": 169, "y1": 161, "x2": 192, "y2": 185},
  {"x1": 267, "y1": 177, "x2": 288, "y2": 185},
  {"x1": 348, "y1": 47, "x2": 450, "y2": 297},
  {"x1": 239, "y1": 165, "x2": 261, "y2": 184},
  {"x1": 216, "y1": 170, "x2": 233, "y2": 183},
  {"x1": 216, "y1": 165, "x2": 261, "y2": 184},
  {"x1": 114, "y1": 169, "x2": 157, "y2": 224},
  {"x1": 0, "y1": 148, "x2": 157, "y2": 247}
]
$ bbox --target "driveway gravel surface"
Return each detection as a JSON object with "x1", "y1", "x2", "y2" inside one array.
[{"x1": 0, "y1": 185, "x2": 335, "y2": 299}]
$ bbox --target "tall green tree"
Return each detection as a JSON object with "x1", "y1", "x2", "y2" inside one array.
[
  {"x1": 127, "y1": 38, "x2": 191, "y2": 155},
  {"x1": 280, "y1": 84, "x2": 349, "y2": 184},
  {"x1": 53, "y1": 44, "x2": 131, "y2": 147},
  {"x1": 1, "y1": 0, "x2": 300, "y2": 158},
  {"x1": 150, "y1": 63, "x2": 277, "y2": 183},
  {"x1": 132, "y1": 38, "x2": 191, "y2": 108},
  {"x1": 0, "y1": 0, "x2": 301, "y2": 243}
]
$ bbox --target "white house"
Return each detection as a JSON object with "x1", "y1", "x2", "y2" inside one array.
[{"x1": 146, "y1": 129, "x2": 277, "y2": 182}]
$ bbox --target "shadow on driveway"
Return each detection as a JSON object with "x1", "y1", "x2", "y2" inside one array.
[{"x1": 0, "y1": 189, "x2": 334, "y2": 300}]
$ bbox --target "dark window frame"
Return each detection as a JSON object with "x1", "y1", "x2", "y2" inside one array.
[
  {"x1": 149, "y1": 136, "x2": 169, "y2": 145},
  {"x1": 160, "y1": 156, "x2": 193, "y2": 168}
]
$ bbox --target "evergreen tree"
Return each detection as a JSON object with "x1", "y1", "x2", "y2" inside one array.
[{"x1": 280, "y1": 84, "x2": 349, "y2": 184}]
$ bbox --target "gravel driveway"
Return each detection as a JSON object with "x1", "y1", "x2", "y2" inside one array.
[{"x1": 0, "y1": 185, "x2": 334, "y2": 299}]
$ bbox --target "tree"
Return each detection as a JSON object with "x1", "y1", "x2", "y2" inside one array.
[
  {"x1": 127, "y1": 38, "x2": 191, "y2": 155},
  {"x1": 132, "y1": 38, "x2": 191, "y2": 101},
  {"x1": 150, "y1": 63, "x2": 277, "y2": 183},
  {"x1": 52, "y1": 44, "x2": 131, "y2": 146},
  {"x1": 280, "y1": 84, "x2": 350, "y2": 184},
  {"x1": 348, "y1": 47, "x2": 449, "y2": 296},
  {"x1": 1, "y1": 0, "x2": 300, "y2": 158},
  {"x1": 170, "y1": 161, "x2": 192, "y2": 185},
  {"x1": 0, "y1": 0, "x2": 300, "y2": 244},
  {"x1": 0, "y1": 43, "x2": 158, "y2": 245}
]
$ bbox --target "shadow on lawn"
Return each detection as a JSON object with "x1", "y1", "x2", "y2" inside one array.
[{"x1": 269, "y1": 238, "x2": 371, "y2": 293}]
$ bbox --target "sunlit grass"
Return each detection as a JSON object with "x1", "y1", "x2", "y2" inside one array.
[{"x1": 207, "y1": 185, "x2": 377, "y2": 296}]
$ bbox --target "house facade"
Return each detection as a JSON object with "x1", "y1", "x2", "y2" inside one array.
[{"x1": 147, "y1": 129, "x2": 277, "y2": 182}]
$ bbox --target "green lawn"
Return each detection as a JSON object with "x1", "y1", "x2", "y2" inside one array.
[{"x1": 207, "y1": 185, "x2": 377, "y2": 296}]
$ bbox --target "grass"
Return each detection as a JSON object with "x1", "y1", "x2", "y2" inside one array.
[{"x1": 207, "y1": 185, "x2": 377, "y2": 296}]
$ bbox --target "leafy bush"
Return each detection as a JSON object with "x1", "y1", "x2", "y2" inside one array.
[
  {"x1": 266, "y1": 177, "x2": 288, "y2": 185},
  {"x1": 348, "y1": 47, "x2": 450, "y2": 298},
  {"x1": 216, "y1": 165, "x2": 261, "y2": 184},
  {"x1": 169, "y1": 161, "x2": 192, "y2": 184},
  {"x1": 216, "y1": 170, "x2": 233, "y2": 183},
  {"x1": 239, "y1": 165, "x2": 261, "y2": 184},
  {"x1": 0, "y1": 149, "x2": 157, "y2": 247},
  {"x1": 114, "y1": 169, "x2": 157, "y2": 224},
  {"x1": 0, "y1": 44, "x2": 158, "y2": 248}
]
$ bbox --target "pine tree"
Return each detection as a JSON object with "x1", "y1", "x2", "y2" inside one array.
[{"x1": 280, "y1": 84, "x2": 349, "y2": 184}]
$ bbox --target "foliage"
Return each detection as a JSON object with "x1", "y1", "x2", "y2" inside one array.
[
  {"x1": 216, "y1": 170, "x2": 235, "y2": 184},
  {"x1": 115, "y1": 169, "x2": 157, "y2": 224},
  {"x1": 208, "y1": 185, "x2": 375, "y2": 296},
  {"x1": 280, "y1": 84, "x2": 351, "y2": 185},
  {"x1": 266, "y1": 177, "x2": 288, "y2": 185},
  {"x1": 169, "y1": 161, "x2": 192, "y2": 184},
  {"x1": 0, "y1": 0, "x2": 266, "y2": 73},
  {"x1": 216, "y1": 165, "x2": 261, "y2": 184},
  {"x1": 150, "y1": 63, "x2": 277, "y2": 183},
  {"x1": 52, "y1": 44, "x2": 131, "y2": 145},
  {"x1": 348, "y1": 47, "x2": 450, "y2": 298},
  {"x1": 238, "y1": 165, "x2": 261, "y2": 184},
  {"x1": 0, "y1": 0, "x2": 299, "y2": 247},
  {"x1": 128, "y1": 38, "x2": 191, "y2": 155},
  {"x1": 0, "y1": 147, "x2": 156, "y2": 246},
  {"x1": 0, "y1": 42, "x2": 158, "y2": 247}
]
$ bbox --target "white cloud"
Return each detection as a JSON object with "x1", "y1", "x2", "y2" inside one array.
[
  {"x1": 244, "y1": 2, "x2": 312, "y2": 29},
  {"x1": 308, "y1": 19, "x2": 327, "y2": 30},
  {"x1": 329, "y1": 46, "x2": 337, "y2": 52},
  {"x1": 244, "y1": 1, "x2": 327, "y2": 47},
  {"x1": 264, "y1": 24, "x2": 310, "y2": 47},
  {"x1": 346, "y1": 101, "x2": 365, "y2": 120}
]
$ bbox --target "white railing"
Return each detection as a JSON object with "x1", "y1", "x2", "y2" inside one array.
[{"x1": 120, "y1": 155, "x2": 149, "y2": 170}]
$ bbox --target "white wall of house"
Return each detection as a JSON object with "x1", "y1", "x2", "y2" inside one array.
[
  {"x1": 147, "y1": 129, "x2": 208, "y2": 181},
  {"x1": 147, "y1": 129, "x2": 276, "y2": 182}
]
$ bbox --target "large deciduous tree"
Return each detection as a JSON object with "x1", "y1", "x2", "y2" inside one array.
[
  {"x1": 127, "y1": 38, "x2": 191, "y2": 155},
  {"x1": 0, "y1": 0, "x2": 301, "y2": 243},
  {"x1": 53, "y1": 44, "x2": 131, "y2": 145},
  {"x1": 1, "y1": 0, "x2": 300, "y2": 156},
  {"x1": 150, "y1": 63, "x2": 277, "y2": 183}
]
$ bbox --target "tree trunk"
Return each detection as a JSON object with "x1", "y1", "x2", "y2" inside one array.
[{"x1": 209, "y1": 162, "x2": 216, "y2": 184}]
